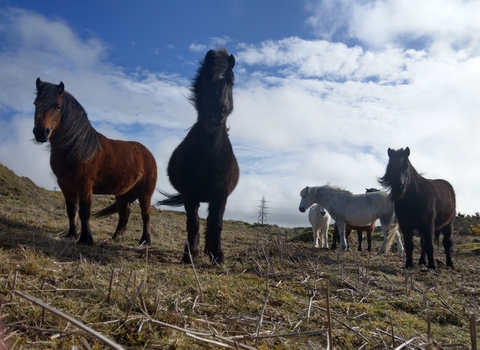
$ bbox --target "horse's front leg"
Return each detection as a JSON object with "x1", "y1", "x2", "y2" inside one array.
[
  {"x1": 312, "y1": 223, "x2": 319, "y2": 248},
  {"x1": 77, "y1": 191, "x2": 94, "y2": 245},
  {"x1": 402, "y1": 227, "x2": 415, "y2": 269},
  {"x1": 322, "y1": 223, "x2": 329, "y2": 249},
  {"x1": 205, "y1": 198, "x2": 227, "y2": 264},
  {"x1": 63, "y1": 192, "x2": 78, "y2": 239},
  {"x1": 183, "y1": 199, "x2": 200, "y2": 264},
  {"x1": 366, "y1": 228, "x2": 372, "y2": 252},
  {"x1": 336, "y1": 221, "x2": 348, "y2": 251},
  {"x1": 377, "y1": 222, "x2": 393, "y2": 255}
]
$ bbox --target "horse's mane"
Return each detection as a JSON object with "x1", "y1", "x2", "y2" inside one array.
[
  {"x1": 189, "y1": 47, "x2": 232, "y2": 117},
  {"x1": 36, "y1": 84, "x2": 100, "y2": 163},
  {"x1": 322, "y1": 184, "x2": 353, "y2": 195}
]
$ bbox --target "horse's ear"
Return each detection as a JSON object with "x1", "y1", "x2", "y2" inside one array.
[
  {"x1": 404, "y1": 147, "x2": 410, "y2": 157},
  {"x1": 58, "y1": 82, "x2": 64, "y2": 96},
  {"x1": 387, "y1": 148, "x2": 393, "y2": 158},
  {"x1": 204, "y1": 50, "x2": 215, "y2": 66},
  {"x1": 36, "y1": 77, "x2": 42, "y2": 90},
  {"x1": 228, "y1": 54, "x2": 235, "y2": 69}
]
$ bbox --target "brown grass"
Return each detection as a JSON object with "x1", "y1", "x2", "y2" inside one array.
[{"x1": 0, "y1": 163, "x2": 478, "y2": 349}]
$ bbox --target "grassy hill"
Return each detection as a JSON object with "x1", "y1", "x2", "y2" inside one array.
[{"x1": 0, "y1": 163, "x2": 478, "y2": 349}]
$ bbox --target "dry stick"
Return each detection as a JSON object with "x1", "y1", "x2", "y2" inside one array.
[
  {"x1": 124, "y1": 270, "x2": 133, "y2": 294},
  {"x1": 388, "y1": 311, "x2": 395, "y2": 347},
  {"x1": 307, "y1": 291, "x2": 316, "y2": 321},
  {"x1": 255, "y1": 290, "x2": 270, "y2": 343},
  {"x1": 12, "y1": 290, "x2": 125, "y2": 350},
  {"x1": 470, "y1": 312, "x2": 478, "y2": 350},
  {"x1": 325, "y1": 280, "x2": 333, "y2": 349},
  {"x1": 426, "y1": 309, "x2": 432, "y2": 344},
  {"x1": 186, "y1": 241, "x2": 203, "y2": 303},
  {"x1": 12, "y1": 269, "x2": 19, "y2": 291},
  {"x1": 70, "y1": 259, "x2": 80, "y2": 288},
  {"x1": 106, "y1": 268, "x2": 115, "y2": 303},
  {"x1": 144, "y1": 246, "x2": 148, "y2": 291},
  {"x1": 393, "y1": 337, "x2": 420, "y2": 350},
  {"x1": 142, "y1": 312, "x2": 256, "y2": 350},
  {"x1": 123, "y1": 280, "x2": 144, "y2": 323}
]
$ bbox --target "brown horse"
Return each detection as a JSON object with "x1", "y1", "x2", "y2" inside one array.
[
  {"x1": 330, "y1": 188, "x2": 379, "y2": 252},
  {"x1": 33, "y1": 78, "x2": 157, "y2": 246},
  {"x1": 331, "y1": 222, "x2": 376, "y2": 252},
  {"x1": 156, "y1": 48, "x2": 239, "y2": 264}
]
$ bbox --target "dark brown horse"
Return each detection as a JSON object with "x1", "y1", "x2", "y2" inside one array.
[
  {"x1": 33, "y1": 78, "x2": 157, "y2": 246},
  {"x1": 156, "y1": 48, "x2": 239, "y2": 264},
  {"x1": 331, "y1": 222, "x2": 376, "y2": 252},
  {"x1": 331, "y1": 188, "x2": 379, "y2": 252},
  {"x1": 379, "y1": 147, "x2": 456, "y2": 269}
]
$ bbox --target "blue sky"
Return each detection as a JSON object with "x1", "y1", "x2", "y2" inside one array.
[{"x1": 1, "y1": 1, "x2": 480, "y2": 228}]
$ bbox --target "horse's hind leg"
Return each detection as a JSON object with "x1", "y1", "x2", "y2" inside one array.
[
  {"x1": 205, "y1": 198, "x2": 227, "y2": 264},
  {"x1": 138, "y1": 194, "x2": 153, "y2": 245},
  {"x1": 111, "y1": 194, "x2": 131, "y2": 242},
  {"x1": 441, "y1": 223, "x2": 454, "y2": 268},
  {"x1": 357, "y1": 229, "x2": 363, "y2": 251},
  {"x1": 183, "y1": 199, "x2": 200, "y2": 264},
  {"x1": 366, "y1": 228, "x2": 372, "y2": 252}
]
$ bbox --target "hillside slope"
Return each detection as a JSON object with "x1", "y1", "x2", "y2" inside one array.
[{"x1": 0, "y1": 163, "x2": 478, "y2": 349}]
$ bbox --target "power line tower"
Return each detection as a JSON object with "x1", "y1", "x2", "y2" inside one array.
[{"x1": 257, "y1": 195, "x2": 269, "y2": 224}]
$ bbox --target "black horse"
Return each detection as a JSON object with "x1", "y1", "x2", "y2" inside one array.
[
  {"x1": 157, "y1": 48, "x2": 239, "y2": 264},
  {"x1": 379, "y1": 147, "x2": 456, "y2": 269}
]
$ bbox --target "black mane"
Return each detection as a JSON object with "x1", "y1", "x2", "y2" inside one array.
[{"x1": 188, "y1": 47, "x2": 234, "y2": 129}]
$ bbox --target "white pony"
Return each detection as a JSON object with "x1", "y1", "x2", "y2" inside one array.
[
  {"x1": 299, "y1": 185, "x2": 404, "y2": 255},
  {"x1": 308, "y1": 204, "x2": 331, "y2": 248}
]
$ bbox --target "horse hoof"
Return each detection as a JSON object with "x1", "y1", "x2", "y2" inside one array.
[
  {"x1": 139, "y1": 238, "x2": 151, "y2": 246},
  {"x1": 210, "y1": 255, "x2": 224, "y2": 265},
  {"x1": 77, "y1": 239, "x2": 94, "y2": 246}
]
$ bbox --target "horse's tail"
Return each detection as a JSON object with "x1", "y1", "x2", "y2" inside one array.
[
  {"x1": 156, "y1": 189, "x2": 184, "y2": 207},
  {"x1": 93, "y1": 195, "x2": 137, "y2": 217}
]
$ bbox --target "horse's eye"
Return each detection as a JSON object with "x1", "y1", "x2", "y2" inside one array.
[{"x1": 55, "y1": 104, "x2": 61, "y2": 111}]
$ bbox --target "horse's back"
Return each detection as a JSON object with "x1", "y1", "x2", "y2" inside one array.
[
  {"x1": 91, "y1": 135, "x2": 157, "y2": 195},
  {"x1": 330, "y1": 191, "x2": 392, "y2": 225},
  {"x1": 431, "y1": 178, "x2": 456, "y2": 228}
]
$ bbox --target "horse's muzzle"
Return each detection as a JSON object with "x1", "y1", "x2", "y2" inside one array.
[
  {"x1": 32, "y1": 127, "x2": 50, "y2": 143},
  {"x1": 299, "y1": 206, "x2": 305, "y2": 213}
]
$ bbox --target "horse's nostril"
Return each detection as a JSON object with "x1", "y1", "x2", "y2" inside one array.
[{"x1": 44, "y1": 128, "x2": 50, "y2": 136}]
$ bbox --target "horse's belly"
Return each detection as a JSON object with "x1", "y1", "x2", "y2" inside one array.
[{"x1": 345, "y1": 219, "x2": 374, "y2": 226}]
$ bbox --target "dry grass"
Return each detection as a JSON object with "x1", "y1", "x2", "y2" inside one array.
[{"x1": 0, "y1": 163, "x2": 479, "y2": 349}]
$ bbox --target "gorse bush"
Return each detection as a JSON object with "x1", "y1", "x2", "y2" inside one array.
[{"x1": 468, "y1": 223, "x2": 480, "y2": 235}]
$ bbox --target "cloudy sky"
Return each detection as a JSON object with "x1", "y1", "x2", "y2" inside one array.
[{"x1": 1, "y1": 1, "x2": 479, "y2": 228}]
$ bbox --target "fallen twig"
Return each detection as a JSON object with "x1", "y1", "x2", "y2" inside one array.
[{"x1": 12, "y1": 290, "x2": 125, "y2": 350}]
